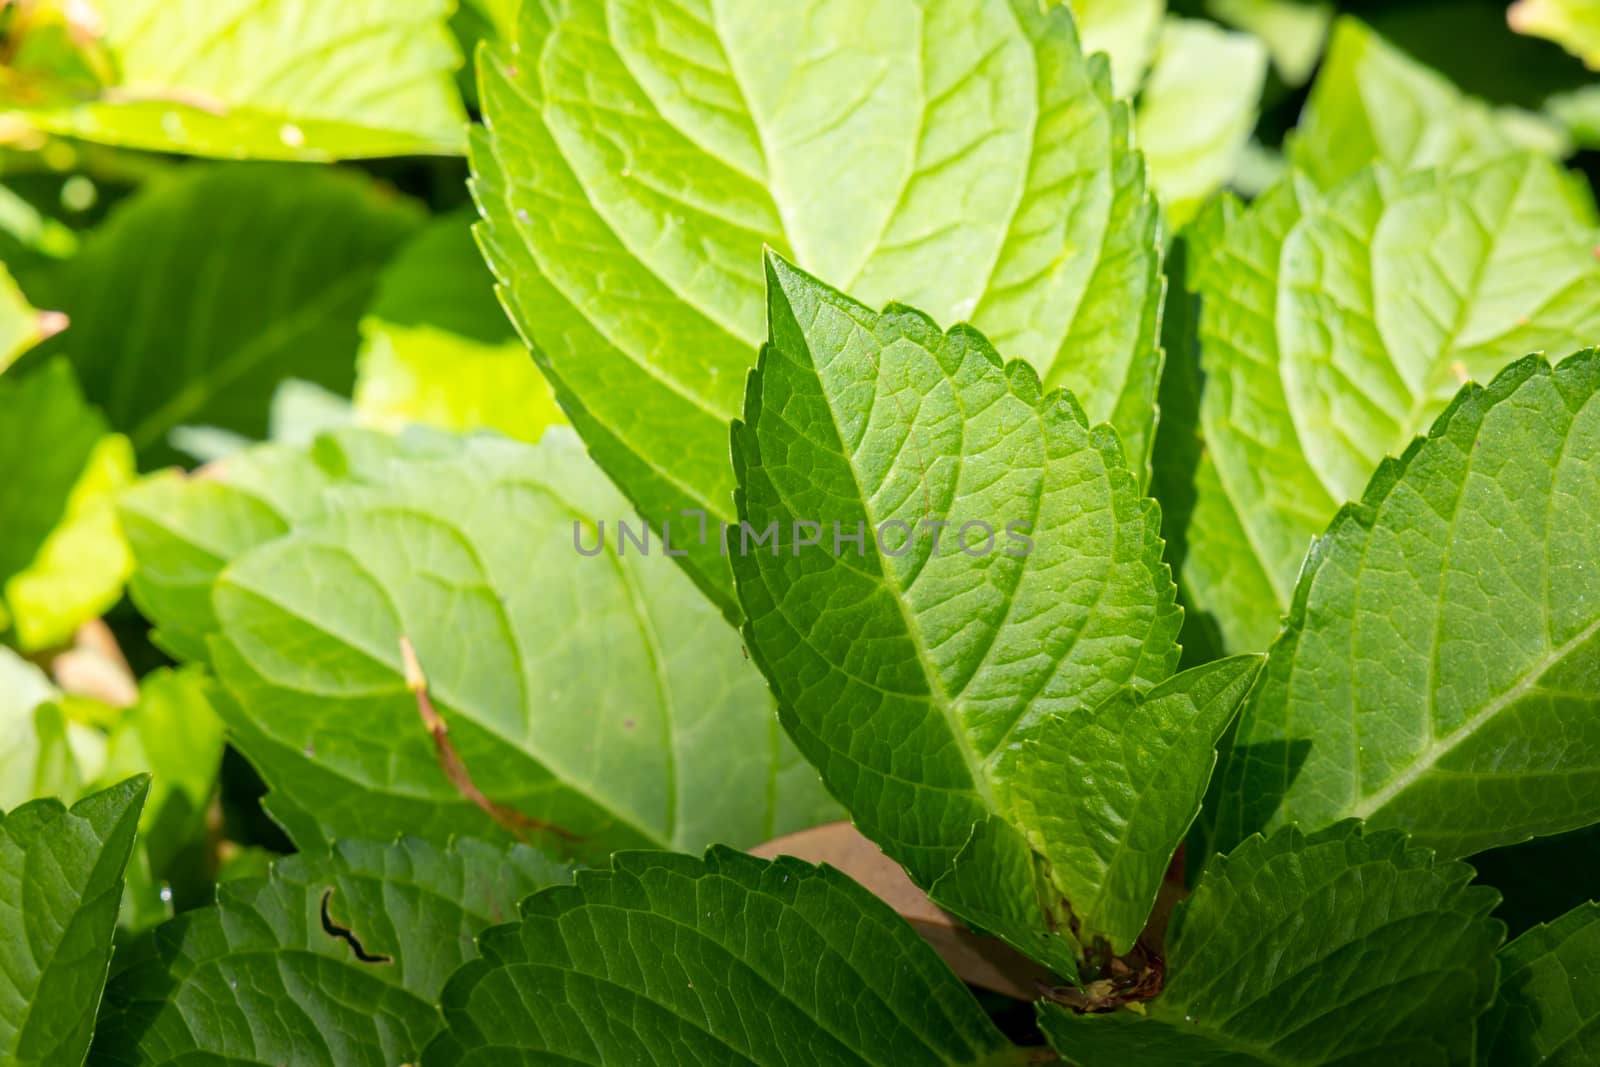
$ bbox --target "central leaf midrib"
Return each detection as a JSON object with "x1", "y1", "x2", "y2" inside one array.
[{"x1": 790, "y1": 309, "x2": 998, "y2": 814}]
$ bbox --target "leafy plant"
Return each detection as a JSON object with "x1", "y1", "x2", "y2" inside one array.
[{"x1": 1, "y1": 0, "x2": 1598, "y2": 1064}]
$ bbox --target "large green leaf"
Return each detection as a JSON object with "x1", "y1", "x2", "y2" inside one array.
[
  {"x1": 1219, "y1": 353, "x2": 1600, "y2": 858},
  {"x1": 0, "y1": 776, "x2": 149, "y2": 1067},
  {"x1": 473, "y1": 0, "x2": 1164, "y2": 614},
  {"x1": 1480, "y1": 901, "x2": 1600, "y2": 1065},
  {"x1": 132, "y1": 426, "x2": 835, "y2": 859},
  {"x1": 352, "y1": 210, "x2": 562, "y2": 442},
  {"x1": 28, "y1": 164, "x2": 420, "y2": 467},
  {"x1": 1290, "y1": 18, "x2": 1552, "y2": 190},
  {"x1": 1135, "y1": 18, "x2": 1268, "y2": 228},
  {"x1": 1184, "y1": 153, "x2": 1600, "y2": 652},
  {"x1": 1512, "y1": 0, "x2": 1600, "y2": 69},
  {"x1": 425, "y1": 848, "x2": 1023, "y2": 1067},
  {"x1": 4, "y1": 0, "x2": 467, "y2": 160},
  {"x1": 1039, "y1": 823, "x2": 1503, "y2": 1066},
  {"x1": 91, "y1": 837, "x2": 568, "y2": 1067},
  {"x1": 733, "y1": 256, "x2": 1204, "y2": 967},
  {"x1": 0, "y1": 359, "x2": 132, "y2": 651}
]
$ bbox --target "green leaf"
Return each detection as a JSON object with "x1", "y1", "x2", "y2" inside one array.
[
  {"x1": 1069, "y1": 0, "x2": 1166, "y2": 95},
  {"x1": 352, "y1": 210, "x2": 562, "y2": 442},
  {"x1": 0, "y1": 185, "x2": 80, "y2": 262},
  {"x1": 0, "y1": 261, "x2": 64, "y2": 371},
  {"x1": 1550, "y1": 84, "x2": 1600, "y2": 148},
  {"x1": 1038, "y1": 823, "x2": 1503, "y2": 1066},
  {"x1": 1219, "y1": 353, "x2": 1600, "y2": 858},
  {"x1": 121, "y1": 444, "x2": 338, "y2": 664},
  {"x1": 473, "y1": 0, "x2": 1164, "y2": 613},
  {"x1": 1007, "y1": 655, "x2": 1261, "y2": 952},
  {"x1": 6, "y1": 0, "x2": 468, "y2": 160},
  {"x1": 425, "y1": 847, "x2": 1021, "y2": 1067},
  {"x1": 28, "y1": 165, "x2": 420, "y2": 467},
  {"x1": 92, "y1": 669, "x2": 224, "y2": 879},
  {"x1": 1206, "y1": 0, "x2": 1333, "y2": 86},
  {"x1": 1184, "y1": 153, "x2": 1600, "y2": 652},
  {"x1": 1512, "y1": 0, "x2": 1600, "y2": 69},
  {"x1": 181, "y1": 427, "x2": 835, "y2": 859},
  {"x1": 732, "y1": 255, "x2": 1183, "y2": 963},
  {"x1": 0, "y1": 647, "x2": 96, "y2": 810},
  {"x1": 1480, "y1": 901, "x2": 1600, "y2": 1065},
  {"x1": 1289, "y1": 18, "x2": 1546, "y2": 190},
  {"x1": 1135, "y1": 18, "x2": 1268, "y2": 228},
  {"x1": 0, "y1": 359, "x2": 132, "y2": 651},
  {"x1": 0, "y1": 653, "x2": 224, "y2": 930},
  {"x1": 1, "y1": 776, "x2": 149, "y2": 1067},
  {"x1": 449, "y1": 0, "x2": 519, "y2": 110},
  {"x1": 92, "y1": 837, "x2": 569, "y2": 1067}
]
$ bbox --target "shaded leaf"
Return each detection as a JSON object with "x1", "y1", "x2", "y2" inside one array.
[
  {"x1": 28, "y1": 164, "x2": 420, "y2": 466},
  {"x1": 352, "y1": 210, "x2": 561, "y2": 442},
  {"x1": 1479, "y1": 900, "x2": 1600, "y2": 1066},
  {"x1": 92, "y1": 668, "x2": 224, "y2": 879},
  {"x1": 0, "y1": 359, "x2": 131, "y2": 651}
]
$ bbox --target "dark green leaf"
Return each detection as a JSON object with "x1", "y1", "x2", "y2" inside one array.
[
  {"x1": 1, "y1": 776, "x2": 149, "y2": 1067},
  {"x1": 0, "y1": 359, "x2": 131, "y2": 650},
  {"x1": 425, "y1": 848, "x2": 1022, "y2": 1067},
  {"x1": 29, "y1": 165, "x2": 419, "y2": 466},
  {"x1": 1039, "y1": 823, "x2": 1503, "y2": 1066},
  {"x1": 92, "y1": 837, "x2": 568, "y2": 1067},
  {"x1": 1480, "y1": 900, "x2": 1600, "y2": 1066}
]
